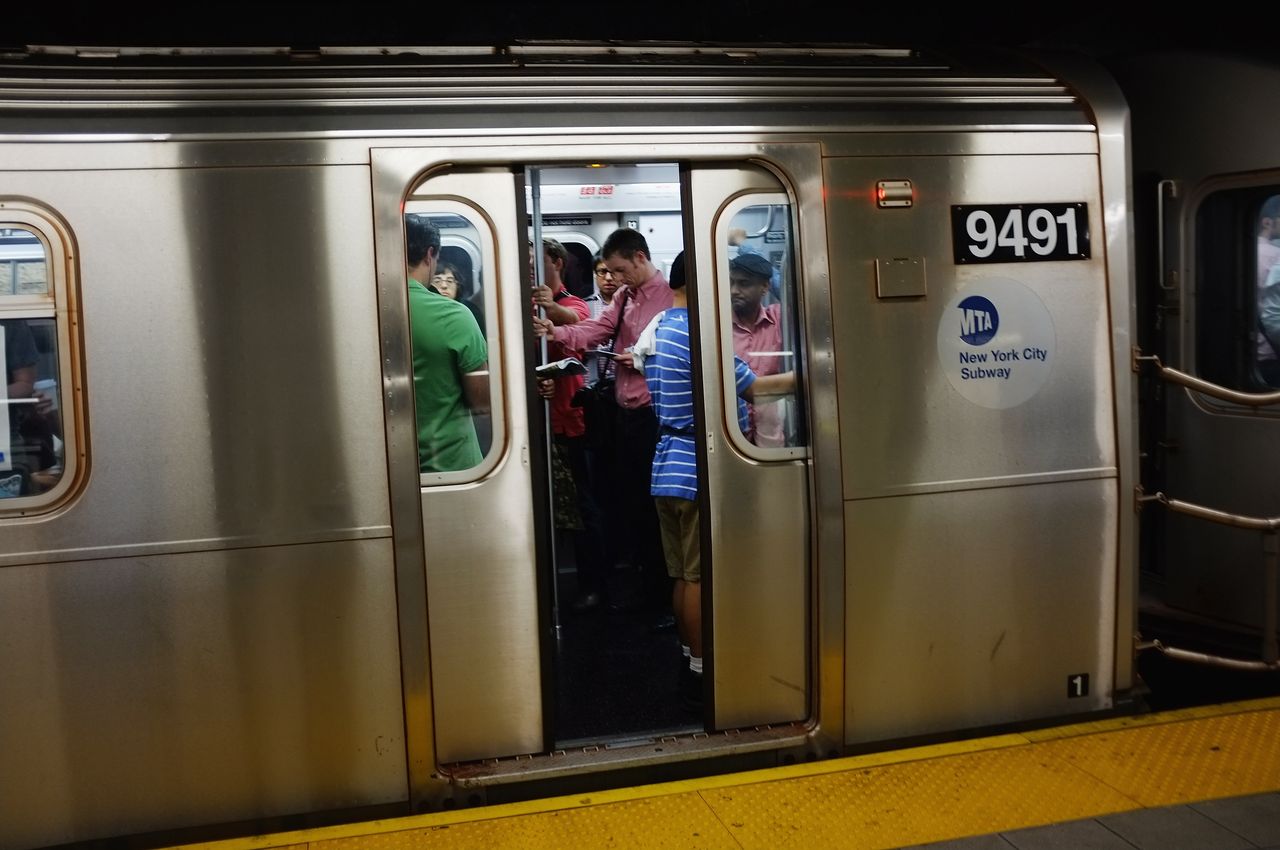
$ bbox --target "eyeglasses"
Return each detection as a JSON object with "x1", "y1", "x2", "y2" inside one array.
[{"x1": 594, "y1": 268, "x2": 611, "y2": 277}]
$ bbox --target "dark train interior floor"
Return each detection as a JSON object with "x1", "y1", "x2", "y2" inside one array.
[{"x1": 552, "y1": 552, "x2": 700, "y2": 746}]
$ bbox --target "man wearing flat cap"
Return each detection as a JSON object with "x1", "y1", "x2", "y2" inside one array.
[{"x1": 728, "y1": 252, "x2": 786, "y2": 447}]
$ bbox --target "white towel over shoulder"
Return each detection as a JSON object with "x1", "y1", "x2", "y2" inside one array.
[{"x1": 629, "y1": 309, "x2": 667, "y2": 372}]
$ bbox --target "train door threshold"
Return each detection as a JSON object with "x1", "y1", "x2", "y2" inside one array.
[{"x1": 442, "y1": 722, "x2": 813, "y2": 790}]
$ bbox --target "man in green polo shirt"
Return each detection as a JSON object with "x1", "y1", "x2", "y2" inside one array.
[{"x1": 405, "y1": 214, "x2": 489, "y2": 472}]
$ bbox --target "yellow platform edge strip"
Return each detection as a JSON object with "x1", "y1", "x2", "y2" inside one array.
[{"x1": 172, "y1": 696, "x2": 1280, "y2": 850}]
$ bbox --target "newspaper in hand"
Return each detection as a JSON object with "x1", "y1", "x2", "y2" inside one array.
[{"x1": 535, "y1": 357, "x2": 587, "y2": 379}]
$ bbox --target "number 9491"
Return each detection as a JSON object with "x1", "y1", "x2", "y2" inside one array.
[{"x1": 951, "y1": 203, "x2": 1089, "y2": 264}]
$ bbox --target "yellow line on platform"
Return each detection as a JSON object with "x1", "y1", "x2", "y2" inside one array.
[{"x1": 172, "y1": 697, "x2": 1280, "y2": 850}]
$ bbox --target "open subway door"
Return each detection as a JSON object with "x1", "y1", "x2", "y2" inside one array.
[
  {"x1": 372, "y1": 155, "x2": 544, "y2": 784},
  {"x1": 686, "y1": 164, "x2": 812, "y2": 729},
  {"x1": 373, "y1": 148, "x2": 821, "y2": 809}
]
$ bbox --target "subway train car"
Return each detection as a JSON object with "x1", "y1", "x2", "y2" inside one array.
[{"x1": 0, "y1": 41, "x2": 1276, "y2": 850}]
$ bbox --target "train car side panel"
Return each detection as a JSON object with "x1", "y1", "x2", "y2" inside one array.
[
  {"x1": 0, "y1": 160, "x2": 409, "y2": 848},
  {"x1": 0, "y1": 542, "x2": 407, "y2": 849},
  {"x1": 1, "y1": 162, "x2": 393, "y2": 558},
  {"x1": 845, "y1": 481, "x2": 1117, "y2": 741},
  {"x1": 825, "y1": 148, "x2": 1121, "y2": 743}
]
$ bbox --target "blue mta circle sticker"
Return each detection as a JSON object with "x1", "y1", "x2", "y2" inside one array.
[
  {"x1": 957, "y1": 295, "x2": 999, "y2": 346},
  {"x1": 937, "y1": 278, "x2": 1056, "y2": 410}
]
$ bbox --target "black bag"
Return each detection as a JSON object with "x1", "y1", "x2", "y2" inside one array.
[
  {"x1": 571, "y1": 289, "x2": 628, "y2": 450},
  {"x1": 573, "y1": 376, "x2": 617, "y2": 449}
]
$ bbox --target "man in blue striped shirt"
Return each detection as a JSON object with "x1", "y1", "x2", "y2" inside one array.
[{"x1": 638, "y1": 251, "x2": 793, "y2": 710}]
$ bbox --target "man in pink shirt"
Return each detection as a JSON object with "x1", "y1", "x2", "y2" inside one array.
[
  {"x1": 729, "y1": 253, "x2": 787, "y2": 448},
  {"x1": 534, "y1": 228, "x2": 674, "y2": 623}
]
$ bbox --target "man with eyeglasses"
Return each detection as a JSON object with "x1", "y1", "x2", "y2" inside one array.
[{"x1": 583, "y1": 255, "x2": 620, "y2": 382}]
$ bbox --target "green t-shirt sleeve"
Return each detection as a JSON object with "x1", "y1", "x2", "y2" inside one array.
[{"x1": 454, "y1": 307, "x2": 488, "y2": 373}]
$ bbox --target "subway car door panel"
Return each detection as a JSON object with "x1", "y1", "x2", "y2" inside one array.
[
  {"x1": 372, "y1": 153, "x2": 542, "y2": 772},
  {"x1": 824, "y1": 152, "x2": 1119, "y2": 743},
  {"x1": 688, "y1": 165, "x2": 812, "y2": 729}
]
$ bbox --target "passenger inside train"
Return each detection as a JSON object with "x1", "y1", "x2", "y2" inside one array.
[
  {"x1": 534, "y1": 226, "x2": 674, "y2": 626},
  {"x1": 534, "y1": 224, "x2": 693, "y2": 741},
  {"x1": 405, "y1": 214, "x2": 490, "y2": 473},
  {"x1": 532, "y1": 236, "x2": 609, "y2": 615},
  {"x1": 729, "y1": 252, "x2": 788, "y2": 447},
  {"x1": 723, "y1": 205, "x2": 805, "y2": 449},
  {"x1": 729, "y1": 225, "x2": 781, "y2": 303},
  {"x1": 435, "y1": 246, "x2": 486, "y2": 329},
  {"x1": 1, "y1": 227, "x2": 64, "y2": 499},
  {"x1": 633, "y1": 249, "x2": 798, "y2": 711},
  {"x1": 513, "y1": 163, "x2": 813, "y2": 745},
  {"x1": 1256, "y1": 196, "x2": 1280, "y2": 387}
]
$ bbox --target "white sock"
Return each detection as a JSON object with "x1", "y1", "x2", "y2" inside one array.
[
  {"x1": 682, "y1": 644, "x2": 690, "y2": 659},
  {"x1": 689, "y1": 655, "x2": 703, "y2": 675}
]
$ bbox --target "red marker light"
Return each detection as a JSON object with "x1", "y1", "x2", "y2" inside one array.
[{"x1": 876, "y1": 180, "x2": 913, "y2": 208}]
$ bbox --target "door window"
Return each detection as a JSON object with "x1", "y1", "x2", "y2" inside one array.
[
  {"x1": 1194, "y1": 187, "x2": 1280, "y2": 392},
  {"x1": 0, "y1": 210, "x2": 78, "y2": 513},
  {"x1": 718, "y1": 197, "x2": 808, "y2": 457},
  {"x1": 402, "y1": 202, "x2": 501, "y2": 483}
]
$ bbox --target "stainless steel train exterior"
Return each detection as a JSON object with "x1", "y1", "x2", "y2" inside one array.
[{"x1": 0, "y1": 43, "x2": 1274, "y2": 850}]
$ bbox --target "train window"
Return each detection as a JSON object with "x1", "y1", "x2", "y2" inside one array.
[
  {"x1": 0, "y1": 213, "x2": 76, "y2": 511},
  {"x1": 1254, "y1": 194, "x2": 1280, "y2": 388},
  {"x1": 402, "y1": 204, "x2": 501, "y2": 483},
  {"x1": 1195, "y1": 188, "x2": 1280, "y2": 390},
  {"x1": 717, "y1": 197, "x2": 808, "y2": 456},
  {"x1": 0, "y1": 230, "x2": 48, "y2": 297}
]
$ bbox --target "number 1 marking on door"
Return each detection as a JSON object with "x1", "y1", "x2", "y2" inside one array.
[{"x1": 1068, "y1": 673, "x2": 1090, "y2": 698}]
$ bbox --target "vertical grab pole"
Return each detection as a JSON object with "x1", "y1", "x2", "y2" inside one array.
[
  {"x1": 1263, "y1": 531, "x2": 1278, "y2": 665},
  {"x1": 531, "y1": 171, "x2": 549, "y2": 366},
  {"x1": 527, "y1": 167, "x2": 561, "y2": 640}
]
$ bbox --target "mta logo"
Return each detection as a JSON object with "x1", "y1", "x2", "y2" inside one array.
[{"x1": 958, "y1": 295, "x2": 998, "y2": 346}]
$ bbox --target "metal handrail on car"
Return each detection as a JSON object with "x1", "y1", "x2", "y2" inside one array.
[
  {"x1": 1133, "y1": 350, "x2": 1280, "y2": 407},
  {"x1": 1132, "y1": 349, "x2": 1279, "y2": 670},
  {"x1": 1134, "y1": 490, "x2": 1279, "y2": 670}
]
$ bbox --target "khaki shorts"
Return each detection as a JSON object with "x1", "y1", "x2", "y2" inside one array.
[{"x1": 656, "y1": 496, "x2": 700, "y2": 582}]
